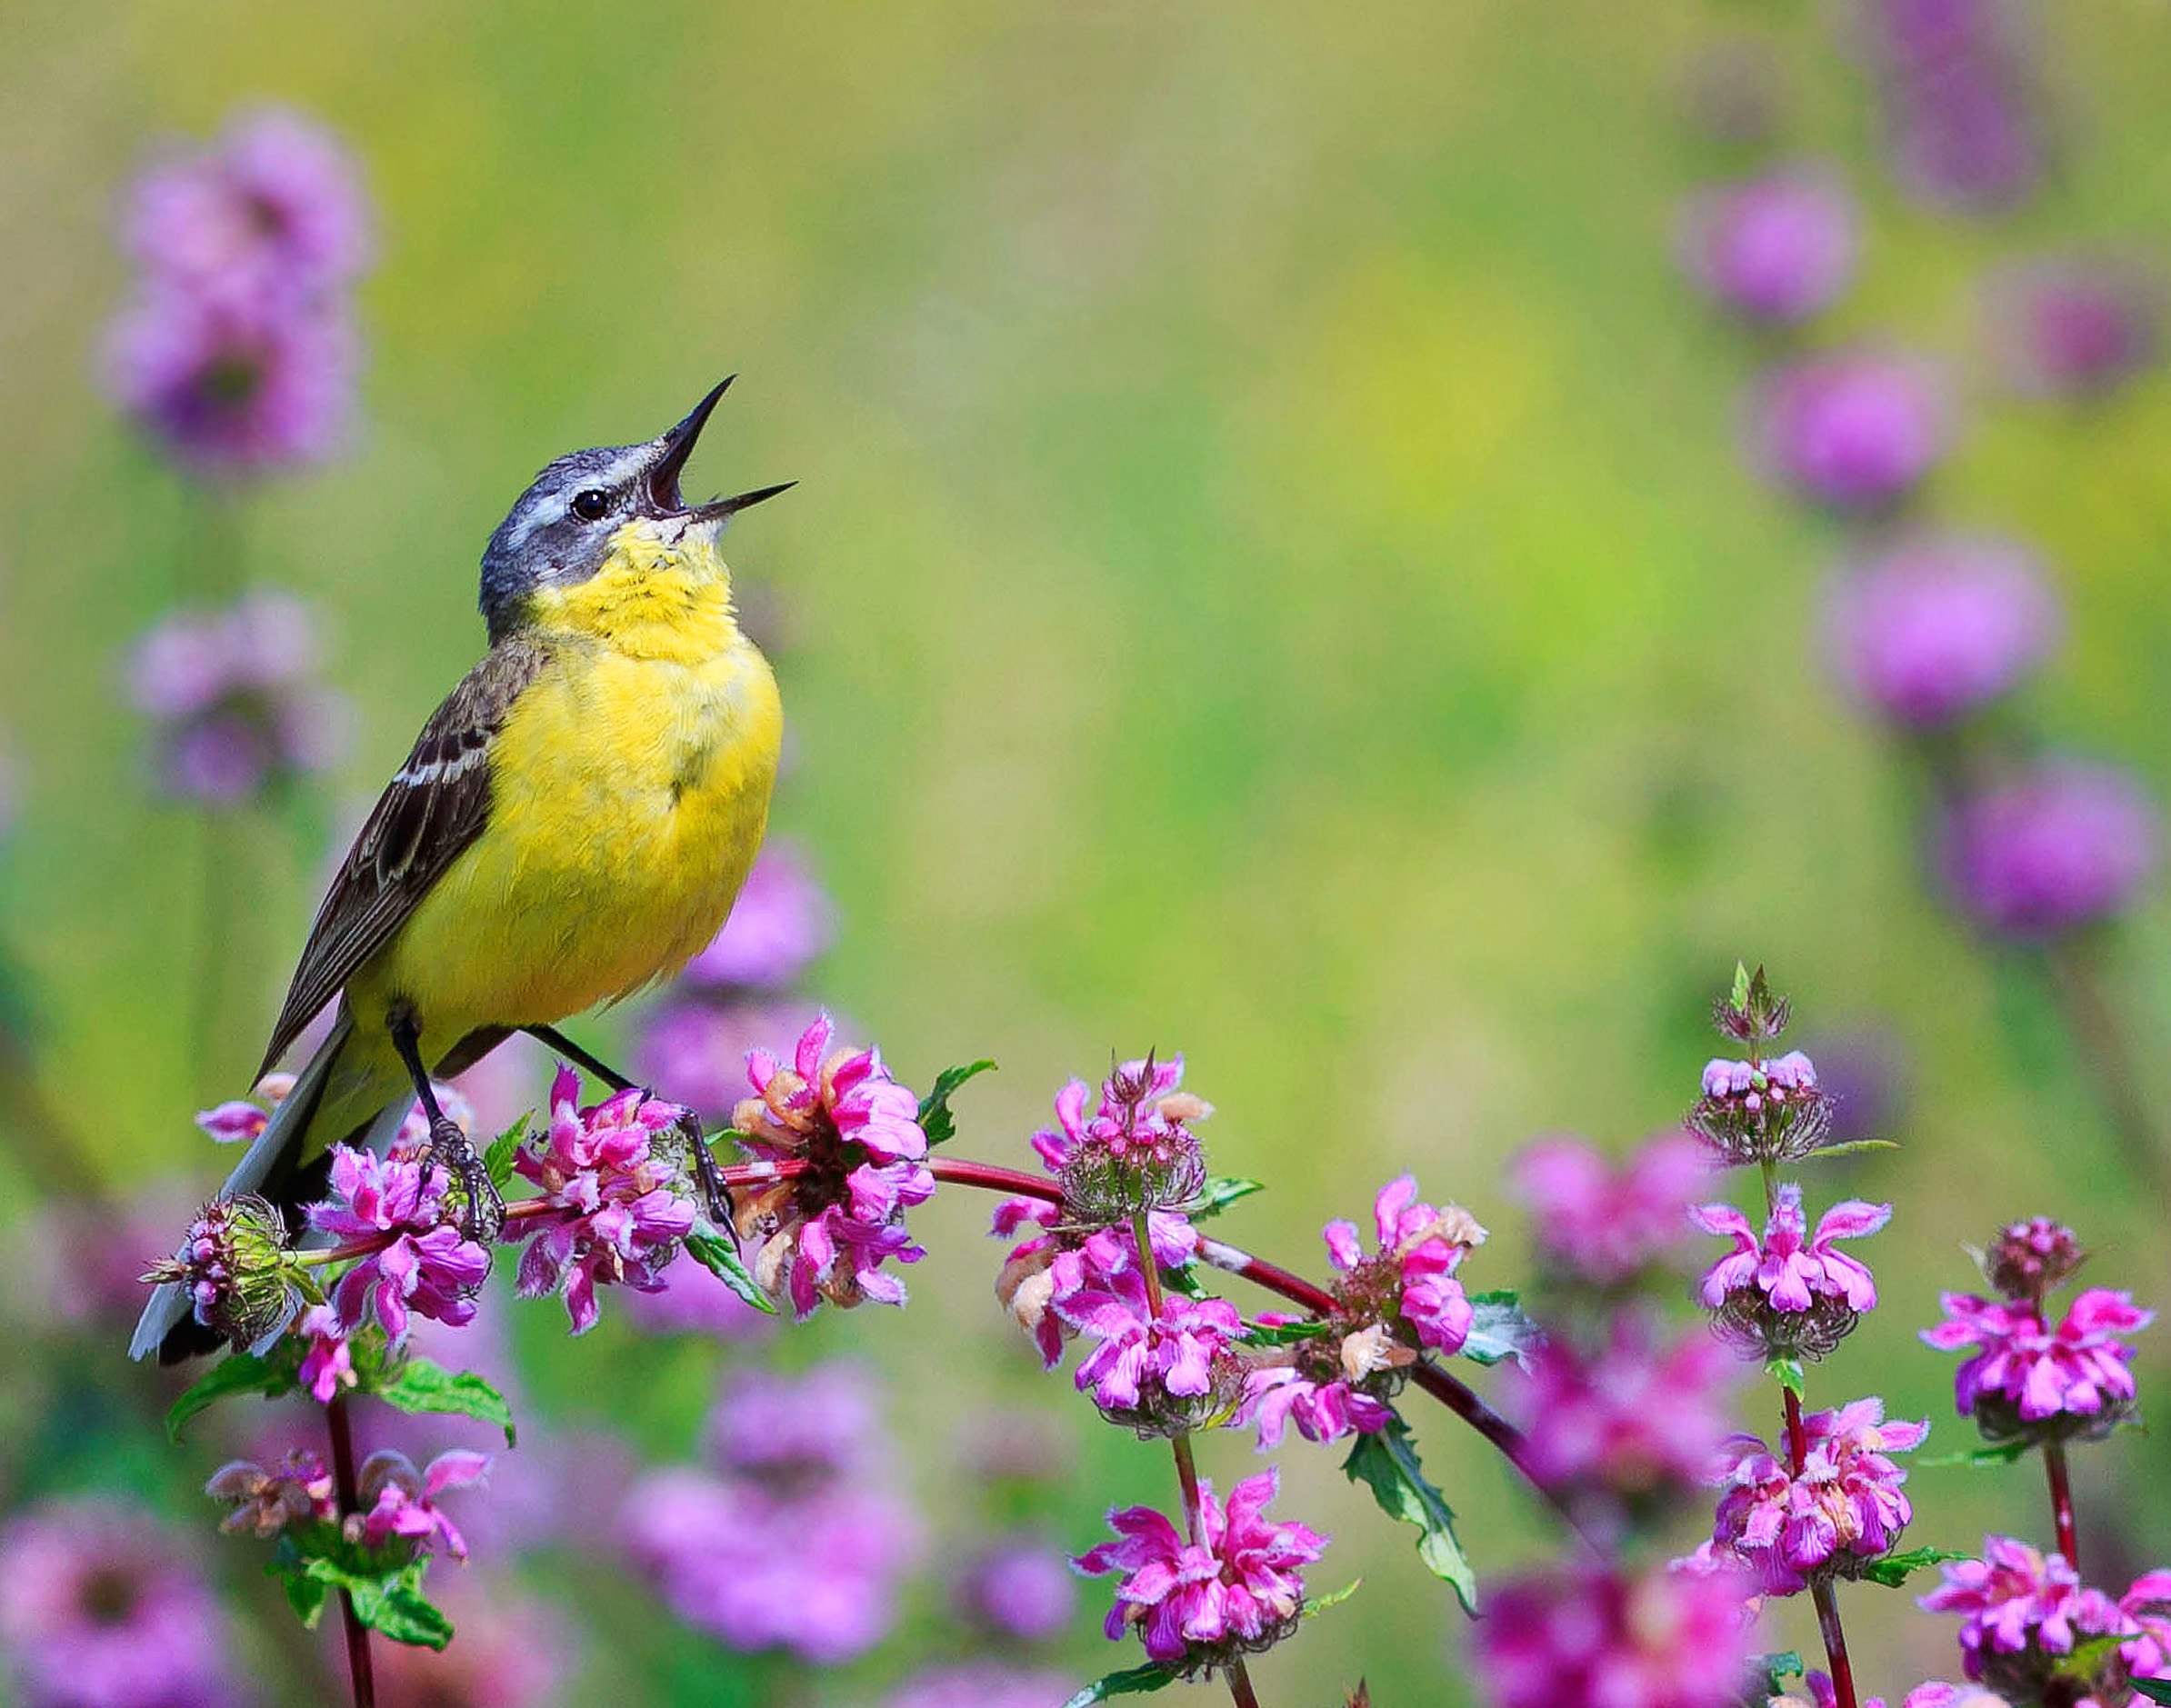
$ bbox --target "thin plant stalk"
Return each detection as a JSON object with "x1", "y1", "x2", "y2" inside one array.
[
  {"x1": 2044, "y1": 1438, "x2": 2078, "y2": 1569},
  {"x1": 325, "y1": 1393, "x2": 375, "y2": 1708},
  {"x1": 2042, "y1": 938, "x2": 2171, "y2": 1201}
]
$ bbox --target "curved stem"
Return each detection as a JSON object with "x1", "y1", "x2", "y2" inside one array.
[
  {"x1": 325, "y1": 1393, "x2": 375, "y2": 1708},
  {"x1": 2044, "y1": 1439, "x2": 2078, "y2": 1569}
]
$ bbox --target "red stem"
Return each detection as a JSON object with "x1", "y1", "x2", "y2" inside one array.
[
  {"x1": 1784, "y1": 1387, "x2": 1856, "y2": 1708},
  {"x1": 325, "y1": 1394, "x2": 375, "y2": 1708},
  {"x1": 2045, "y1": 1440, "x2": 2078, "y2": 1569}
]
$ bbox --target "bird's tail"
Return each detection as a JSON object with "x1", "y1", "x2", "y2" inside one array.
[{"x1": 131, "y1": 1008, "x2": 405, "y2": 1365}]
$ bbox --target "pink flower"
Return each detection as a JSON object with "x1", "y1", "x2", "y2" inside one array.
[
  {"x1": 152, "y1": 1192, "x2": 295, "y2": 1347},
  {"x1": 1511, "y1": 1312, "x2": 1738, "y2": 1517},
  {"x1": 1939, "y1": 761, "x2": 2161, "y2": 939},
  {"x1": 1033, "y1": 1054, "x2": 1212, "y2": 1223},
  {"x1": 1690, "y1": 1051, "x2": 1836, "y2": 1166},
  {"x1": 1987, "y1": 255, "x2": 2160, "y2": 401},
  {"x1": 1917, "y1": 1537, "x2": 2143, "y2": 1702},
  {"x1": 355, "y1": 1448, "x2": 490, "y2": 1561},
  {"x1": 1693, "y1": 1184, "x2": 1887, "y2": 1359},
  {"x1": 1475, "y1": 1560, "x2": 1760, "y2": 1708},
  {"x1": 728, "y1": 1014, "x2": 934, "y2": 1319},
  {"x1": 309, "y1": 1142, "x2": 490, "y2": 1341},
  {"x1": 294, "y1": 1303, "x2": 355, "y2": 1403},
  {"x1": 1696, "y1": 1399, "x2": 1928, "y2": 1595},
  {"x1": 1922, "y1": 1286, "x2": 2153, "y2": 1438},
  {"x1": 1237, "y1": 1358, "x2": 1396, "y2": 1451},
  {"x1": 1075, "y1": 1468, "x2": 1326, "y2": 1673},
  {"x1": 1056, "y1": 1258, "x2": 1244, "y2": 1434},
  {"x1": 1323, "y1": 1174, "x2": 1481, "y2": 1353},
  {"x1": 0, "y1": 1498, "x2": 241, "y2": 1708},
  {"x1": 194, "y1": 1100, "x2": 269, "y2": 1144},
  {"x1": 1982, "y1": 1216, "x2": 2086, "y2": 1303},
  {"x1": 1751, "y1": 350, "x2": 1950, "y2": 510},
  {"x1": 679, "y1": 841, "x2": 834, "y2": 991},
  {"x1": 1515, "y1": 1132, "x2": 1705, "y2": 1284},
  {"x1": 885, "y1": 1665, "x2": 1078, "y2": 1708},
  {"x1": 204, "y1": 1449, "x2": 335, "y2": 1538},
  {"x1": 952, "y1": 1534, "x2": 1077, "y2": 1642},
  {"x1": 1678, "y1": 168, "x2": 1857, "y2": 324},
  {"x1": 513, "y1": 1069, "x2": 695, "y2": 1335}
]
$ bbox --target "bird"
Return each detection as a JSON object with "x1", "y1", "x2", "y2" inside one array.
[{"x1": 133, "y1": 378, "x2": 790, "y2": 1364}]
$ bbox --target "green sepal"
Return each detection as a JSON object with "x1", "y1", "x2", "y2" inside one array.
[
  {"x1": 166, "y1": 1346, "x2": 298, "y2": 1442},
  {"x1": 1856, "y1": 1545, "x2": 1971, "y2": 1589},
  {"x1": 685, "y1": 1230, "x2": 778, "y2": 1314},
  {"x1": 1342, "y1": 1412, "x2": 1477, "y2": 1612},
  {"x1": 1188, "y1": 1176, "x2": 1265, "y2": 1220},
  {"x1": 1461, "y1": 1290, "x2": 1541, "y2": 1369},
  {"x1": 374, "y1": 1355, "x2": 516, "y2": 1446},
  {"x1": 1766, "y1": 1355, "x2": 1806, "y2": 1399},
  {"x1": 917, "y1": 1059, "x2": 995, "y2": 1147},
  {"x1": 1061, "y1": 1662, "x2": 1180, "y2": 1706},
  {"x1": 482, "y1": 1114, "x2": 531, "y2": 1191}
]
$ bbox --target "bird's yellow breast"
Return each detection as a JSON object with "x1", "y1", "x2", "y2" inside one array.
[{"x1": 361, "y1": 524, "x2": 782, "y2": 1048}]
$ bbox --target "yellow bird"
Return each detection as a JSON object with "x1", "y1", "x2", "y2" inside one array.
[{"x1": 134, "y1": 379, "x2": 788, "y2": 1363}]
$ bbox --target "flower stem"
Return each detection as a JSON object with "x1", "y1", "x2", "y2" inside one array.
[
  {"x1": 2044, "y1": 1438, "x2": 2078, "y2": 1569},
  {"x1": 325, "y1": 1393, "x2": 375, "y2": 1708},
  {"x1": 2042, "y1": 940, "x2": 2171, "y2": 1200}
]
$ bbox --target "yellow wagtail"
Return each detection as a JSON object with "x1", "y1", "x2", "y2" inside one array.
[{"x1": 134, "y1": 378, "x2": 789, "y2": 1363}]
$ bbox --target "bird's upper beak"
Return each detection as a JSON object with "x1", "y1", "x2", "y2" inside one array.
[{"x1": 646, "y1": 377, "x2": 795, "y2": 524}]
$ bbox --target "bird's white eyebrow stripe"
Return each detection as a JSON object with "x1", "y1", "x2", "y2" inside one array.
[{"x1": 394, "y1": 748, "x2": 490, "y2": 787}]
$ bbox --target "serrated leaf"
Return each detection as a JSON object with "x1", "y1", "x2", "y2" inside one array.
[
  {"x1": 1061, "y1": 1663, "x2": 1180, "y2": 1706},
  {"x1": 300, "y1": 1558, "x2": 455, "y2": 1650},
  {"x1": 1461, "y1": 1291, "x2": 1541, "y2": 1369},
  {"x1": 165, "y1": 1351, "x2": 292, "y2": 1442},
  {"x1": 1305, "y1": 1578, "x2": 1362, "y2": 1618},
  {"x1": 1188, "y1": 1176, "x2": 1265, "y2": 1220},
  {"x1": 1237, "y1": 1317, "x2": 1332, "y2": 1347},
  {"x1": 482, "y1": 1115, "x2": 530, "y2": 1191},
  {"x1": 684, "y1": 1231, "x2": 778, "y2": 1314},
  {"x1": 1766, "y1": 1355, "x2": 1805, "y2": 1399},
  {"x1": 1342, "y1": 1413, "x2": 1476, "y2": 1612},
  {"x1": 2130, "y1": 1681, "x2": 2171, "y2": 1704},
  {"x1": 916, "y1": 1059, "x2": 995, "y2": 1147},
  {"x1": 1856, "y1": 1545, "x2": 1970, "y2": 1588},
  {"x1": 374, "y1": 1356, "x2": 516, "y2": 1446},
  {"x1": 1916, "y1": 1441, "x2": 2031, "y2": 1469}
]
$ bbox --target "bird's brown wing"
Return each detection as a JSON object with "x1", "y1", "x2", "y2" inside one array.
[{"x1": 257, "y1": 635, "x2": 552, "y2": 1077}]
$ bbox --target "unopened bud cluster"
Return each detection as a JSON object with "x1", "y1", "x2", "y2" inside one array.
[
  {"x1": 1689, "y1": 965, "x2": 1836, "y2": 1166},
  {"x1": 1056, "y1": 1054, "x2": 1210, "y2": 1225},
  {"x1": 145, "y1": 1194, "x2": 298, "y2": 1349}
]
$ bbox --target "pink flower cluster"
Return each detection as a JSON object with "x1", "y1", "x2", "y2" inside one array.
[
  {"x1": 1474, "y1": 1560, "x2": 1760, "y2": 1708},
  {"x1": 1922, "y1": 1286, "x2": 2153, "y2": 1440},
  {"x1": 1695, "y1": 1399, "x2": 1928, "y2": 1595},
  {"x1": 728, "y1": 1014, "x2": 933, "y2": 1317},
  {"x1": 1056, "y1": 1237, "x2": 1244, "y2": 1435},
  {"x1": 1075, "y1": 1468, "x2": 1326, "y2": 1675},
  {"x1": 1918, "y1": 1536, "x2": 2171, "y2": 1703},
  {"x1": 1035, "y1": 1054, "x2": 1211, "y2": 1221},
  {"x1": 1515, "y1": 1133, "x2": 1705, "y2": 1285},
  {"x1": 1693, "y1": 1183, "x2": 1887, "y2": 1359},
  {"x1": 1677, "y1": 168, "x2": 1857, "y2": 325},
  {"x1": 512, "y1": 1070, "x2": 695, "y2": 1334},
  {"x1": 204, "y1": 1449, "x2": 335, "y2": 1539},
  {"x1": 309, "y1": 1140, "x2": 490, "y2": 1342},
  {"x1": 354, "y1": 1448, "x2": 490, "y2": 1561},
  {"x1": 1751, "y1": 350, "x2": 1950, "y2": 511}
]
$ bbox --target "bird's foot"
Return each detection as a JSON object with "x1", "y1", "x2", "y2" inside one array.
[
  {"x1": 427, "y1": 1114, "x2": 505, "y2": 1245},
  {"x1": 674, "y1": 1109, "x2": 735, "y2": 1229}
]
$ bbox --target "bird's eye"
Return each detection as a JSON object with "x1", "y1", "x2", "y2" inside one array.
[{"x1": 569, "y1": 488, "x2": 612, "y2": 522}]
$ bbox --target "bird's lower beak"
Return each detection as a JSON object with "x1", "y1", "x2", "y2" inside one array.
[{"x1": 646, "y1": 376, "x2": 795, "y2": 523}]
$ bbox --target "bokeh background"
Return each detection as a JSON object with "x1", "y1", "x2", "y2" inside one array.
[{"x1": 3, "y1": 1, "x2": 2169, "y2": 1703}]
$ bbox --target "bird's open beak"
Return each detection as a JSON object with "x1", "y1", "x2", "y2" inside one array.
[{"x1": 647, "y1": 376, "x2": 795, "y2": 522}]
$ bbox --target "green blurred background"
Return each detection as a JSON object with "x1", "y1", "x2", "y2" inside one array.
[{"x1": 4, "y1": 0, "x2": 2171, "y2": 1702}]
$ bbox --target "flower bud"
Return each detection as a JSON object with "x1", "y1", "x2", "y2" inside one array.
[
  {"x1": 1982, "y1": 1216, "x2": 2086, "y2": 1303},
  {"x1": 145, "y1": 1194, "x2": 296, "y2": 1349}
]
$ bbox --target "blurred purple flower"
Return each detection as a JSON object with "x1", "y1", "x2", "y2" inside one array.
[
  {"x1": 295, "y1": 1303, "x2": 355, "y2": 1403},
  {"x1": 1075, "y1": 1467, "x2": 1326, "y2": 1673},
  {"x1": 355, "y1": 1447, "x2": 490, "y2": 1561},
  {"x1": 128, "y1": 592, "x2": 351, "y2": 804},
  {"x1": 1514, "y1": 1132, "x2": 1705, "y2": 1286},
  {"x1": 634, "y1": 997, "x2": 820, "y2": 1122},
  {"x1": 1751, "y1": 350, "x2": 1950, "y2": 510},
  {"x1": 1987, "y1": 256, "x2": 2160, "y2": 400},
  {"x1": 1824, "y1": 535, "x2": 2062, "y2": 727},
  {"x1": 1917, "y1": 1536, "x2": 2129, "y2": 1698},
  {"x1": 1922, "y1": 1285, "x2": 2152, "y2": 1439},
  {"x1": 953, "y1": 1533, "x2": 1077, "y2": 1642},
  {"x1": 205, "y1": 1448, "x2": 336, "y2": 1539},
  {"x1": 678, "y1": 841, "x2": 835, "y2": 991},
  {"x1": 1860, "y1": 0, "x2": 2044, "y2": 213},
  {"x1": 622, "y1": 1363, "x2": 919, "y2": 1664},
  {"x1": 366, "y1": 1577, "x2": 571, "y2": 1708},
  {"x1": 0, "y1": 1498, "x2": 241, "y2": 1708},
  {"x1": 1474, "y1": 1559, "x2": 1760, "y2": 1708},
  {"x1": 122, "y1": 106, "x2": 371, "y2": 308},
  {"x1": 307, "y1": 1140, "x2": 488, "y2": 1341},
  {"x1": 1679, "y1": 169, "x2": 1857, "y2": 325},
  {"x1": 620, "y1": 1244, "x2": 778, "y2": 1338},
  {"x1": 1693, "y1": 1398, "x2": 1928, "y2": 1595},
  {"x1": 884, "y1": 1664, "x2": 1077, "y2": 1708},
  {"x1": 1938, "y1": 760, "x2": 2161, "y2": 937}
]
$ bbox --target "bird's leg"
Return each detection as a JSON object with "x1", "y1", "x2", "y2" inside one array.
[
  {"x1": 523, "y1": 1024, "x2": 735, "y2": 1229},
  {"x1": 389, "y1": 1009, "x2": 504, "y2": 1244}
]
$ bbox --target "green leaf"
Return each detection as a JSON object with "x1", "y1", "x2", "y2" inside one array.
[
  {"x1": 2130, "y1": 1681, "x2": 2171, "y2": 1704},
  {"x1": 482, "y1": 1115, "x2": 530, "y2": 1191},
  {"x1": 165, "y1": 1351, "x2": 292, "y2": 1442},
  {"x1": 1305, "y1": 1578, "x2": 1362, "y2": 1619},
  {"x1": 1749, "y1": 1651, "x2": 1805, "y2": 1693},
  {"x1": 1765, "y1": 1354, "x2": 1805, "y2": 1399},
  {"x1": 1732, "y1": 961, "x2": 1754, "y2": 1013},
  {"x1": 300, "y1": 1558, "x2": 455, "y2": 1650},
  {"x1": 1856, "y1": 1545, "x2": 1970, "y2": 1589},
  {"x1": 1342, "y1": 1413, "x2": 1477, "y2": 1612},
  {"x1": 916, "y1": 1059, "x2": 995, "y2": 1147},
  {"x1": 1188, "y1": 1176, "x2": 1265, "y2": 1220},
  {"x1": 1813, "y1": 1137, "x2": 1902, "y2": 1158},
  {"x1": 276, "y1": 1566, "x2": 329, "y2": 1629},
  {"x1": 1916, "y1": 1441, "x2": 2032, "y2": 1469},
  {"x1": 374, "y1": 1356, "x2": 517, "y2": 1446},
  {"x1": 1236, "y1": 1316, "x2": 1332, "y2": 1347},
  {"x1": 684, "y1": 1231, "x2": 778, "y2": 1314},
  {"x1": 1160, "y1": 1264, "x2": 1210, "y2": 1300},
  {"x1": 1462, "y1": 1291, "x2": 1541, "y2": 1369},
  {"x1": 1060, "y1": 1663, "x2": 1180, "y2": 1706}
]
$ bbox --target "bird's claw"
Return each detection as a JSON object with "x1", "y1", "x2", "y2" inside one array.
[{"x1": 426, "y1": 1114, "x2": 504, "y2": 1245}]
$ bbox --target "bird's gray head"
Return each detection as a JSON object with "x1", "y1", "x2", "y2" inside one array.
[{"x1": 477, "y1": 377, "x2": 793, "y2": 642}]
